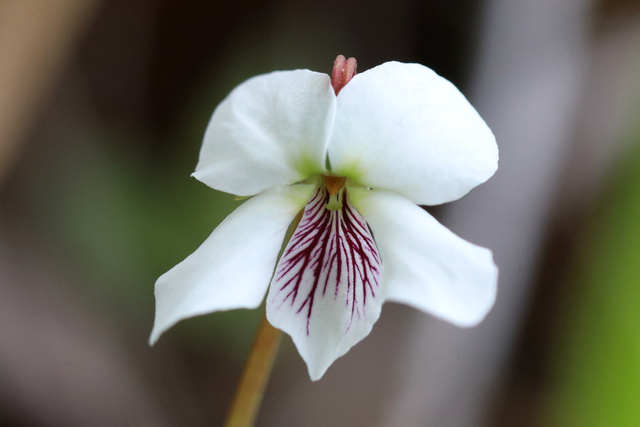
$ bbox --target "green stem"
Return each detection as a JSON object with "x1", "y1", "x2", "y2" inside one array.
[{"x1": 223, "y1": 312, "x2": 282, "y2": 427}]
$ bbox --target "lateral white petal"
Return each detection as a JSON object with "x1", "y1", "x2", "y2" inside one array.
[
  {"x1": 350, "y1": 188, "x2": 497, "y2": 327},
  {"x1": 267, "y1": 186, "x2": 383, "y2": 380},
  {"x1": 194, "y1": 70, "x2": 335, "y2": 196},
  {"x1": 150, "y1": 184, "x2": 315, "y2": 345},
  {"x1": 328, "y1": 62, "x2": 498, "y2": 205}
]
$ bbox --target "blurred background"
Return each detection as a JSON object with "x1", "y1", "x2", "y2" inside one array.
[{"x1": 1, "y1": 0, "x2": 639, "y2": 426}]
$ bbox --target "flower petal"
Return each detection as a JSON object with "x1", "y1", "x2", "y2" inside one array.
[
  {"x1": 150, "y1": 184, "x2": 315, "y2": 345},
  {"x1": 267, "y1": 186, "x2": 383, "y2": 380},
  {"x1": 349, "y1": 188, "x2": 497, "y2": 327},
  {"x1": 193, "y1": 70, "x2": 335, "y2": 196},
  {"x1": 328, "y1": 62, "x2": 498, "y2": 205}
]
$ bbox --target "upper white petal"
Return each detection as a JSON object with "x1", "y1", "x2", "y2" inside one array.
[
  {"x1": 350, "y1": 188, "x2": 498, "y2": 327},
  {"x1": 150, "y1": 184, "x2": 315, "y2": 345},
  {"x1": 328, "y1": 62, "x2": 498, "y2": 205},
  {"x1": 194, "y1": 70, "x2": 335, "y2": 196}
]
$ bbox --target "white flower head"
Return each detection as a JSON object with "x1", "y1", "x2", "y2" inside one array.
[{"x1": 150, "y1": 56, "x2": 499, "y2": 381}]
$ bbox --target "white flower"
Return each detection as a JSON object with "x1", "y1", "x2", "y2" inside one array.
[{"x1": 150, "y1": 59, "x2": 499, "y2": 381}]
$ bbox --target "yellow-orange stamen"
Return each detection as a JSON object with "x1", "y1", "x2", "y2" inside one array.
[{"x1": 322, "y1": 175, "x2": 346, "y2": 195}]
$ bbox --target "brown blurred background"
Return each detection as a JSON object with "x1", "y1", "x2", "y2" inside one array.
[{"x1": 1, "y1": 0, "x2": 640, "y2": 426}]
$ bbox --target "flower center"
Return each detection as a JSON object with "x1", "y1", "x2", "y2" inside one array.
[{"x1": 322, "y1": 175, "x2": 346, "y2": 211}]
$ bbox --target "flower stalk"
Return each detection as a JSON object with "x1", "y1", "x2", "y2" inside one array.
[{"x1": 223, "y1": 313, "x2": 282, "y2": 427}]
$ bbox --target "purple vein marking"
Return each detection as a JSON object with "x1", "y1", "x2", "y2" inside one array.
[{"x1": 272, "y1": 185, "x2": 381, "y2": 335}]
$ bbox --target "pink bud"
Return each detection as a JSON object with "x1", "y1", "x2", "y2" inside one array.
[{"x1": 331, "y1": 55, "x2": 357, "y2": 95}]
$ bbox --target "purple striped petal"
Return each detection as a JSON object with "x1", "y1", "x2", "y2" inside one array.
[{"x1": 266, "y1": 184, "x2": 383, "y2": 380}]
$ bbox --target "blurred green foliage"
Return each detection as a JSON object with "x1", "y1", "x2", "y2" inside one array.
[{"x1": 545, "y1": 132, "x2": 640, "y2": 426}]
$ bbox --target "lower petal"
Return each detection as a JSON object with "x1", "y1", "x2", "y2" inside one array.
[
  {"x1": 349, "y1": 188, "x2": 498, "y2": 327},
  {"x1": 267, "y1": 185, "x2": 383, "y2": 380},
  {"x1": 150, "y1": 184, "x2": 315, "y2": 345}
]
